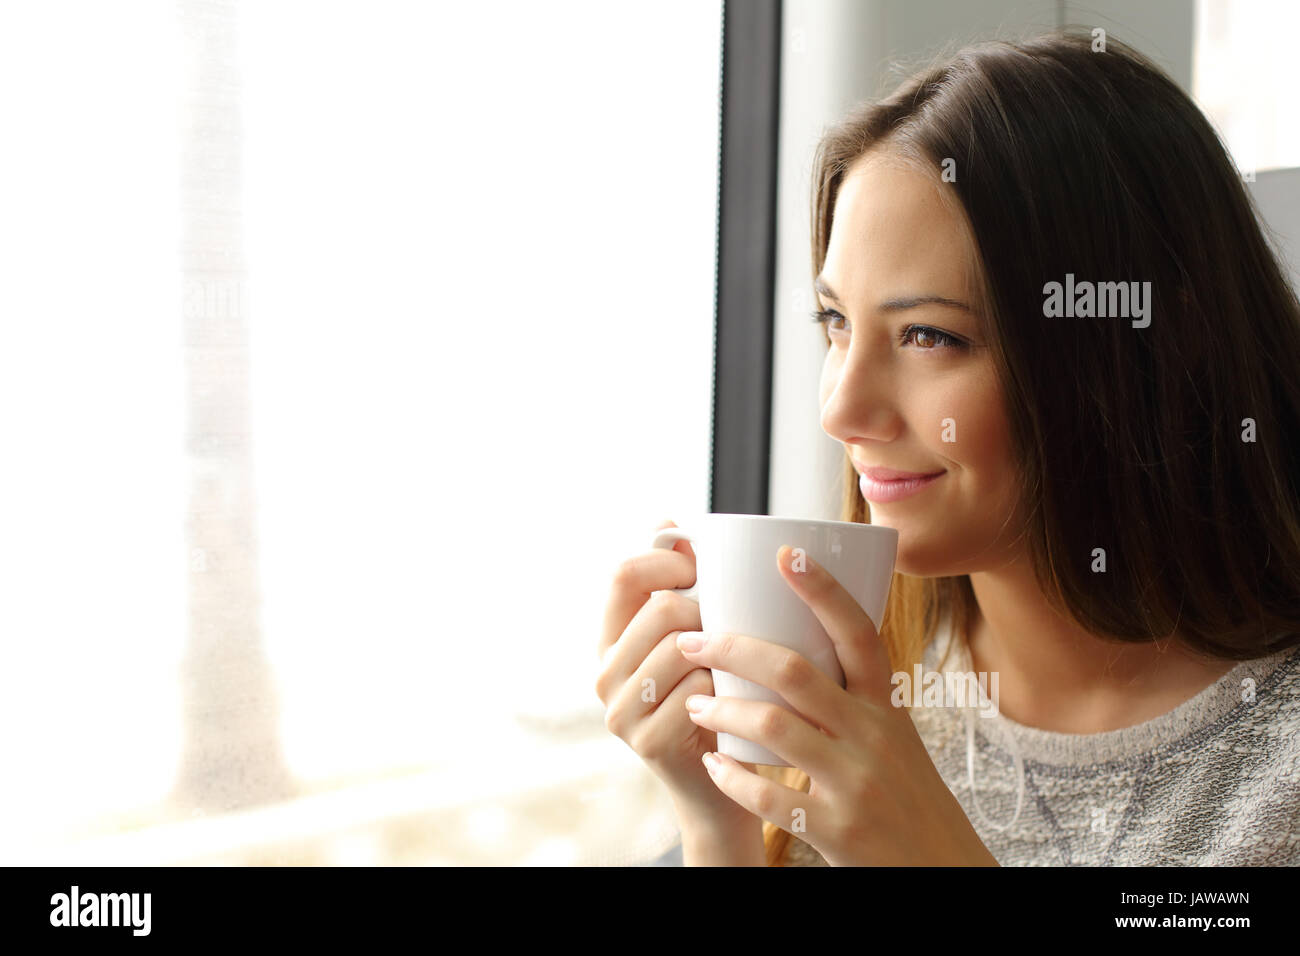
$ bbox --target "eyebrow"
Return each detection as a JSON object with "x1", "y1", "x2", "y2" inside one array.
[{"x1": 814, "y1": 275, "x2": 972, "y2": 313}]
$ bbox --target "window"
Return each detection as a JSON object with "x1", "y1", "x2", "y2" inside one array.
[
  {"x1": 1194, "y1": 0, "x2": 1300, "y2": 174},
  {"x1": 2, "y1": 0, "x2": 722, "y2": 866}
]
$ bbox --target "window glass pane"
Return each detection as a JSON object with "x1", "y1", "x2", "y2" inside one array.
[
  {"x1": 0, "y1": 0, "x2": 186, "y2": 855},
  {"x1": 239, "y1": 0, "x2": 721, "y2": 788},
  {"x1": 1194, "y1": 0, "x2": 1300, "y2": 173},
  {"x1": 1, "y1": 0, "x2": 720, "y2": 865}
]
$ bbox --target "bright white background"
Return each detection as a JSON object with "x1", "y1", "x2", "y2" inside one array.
[
  {"x1": 0, "y1": 0, "x2": 719, "y2": 863},
  {"x1": 0, "y1": 2, "x2": 189, "y2": 851},
  {"x1": 238, "y1": 0, "x2": 721, "y2": 785},
  {"x1": 1194, "y1": 0, "x2": 1300, "y2": 173}
]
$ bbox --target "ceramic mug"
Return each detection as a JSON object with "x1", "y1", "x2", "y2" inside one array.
[{"x1": 651, "y1": 513, "x2": 898, "y2": 766}]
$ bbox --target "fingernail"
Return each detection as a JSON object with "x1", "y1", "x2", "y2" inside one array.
[
  {"x1": 702, "y1": 752, "x2": 719, "y2": 774},
  {"x1": 677, "y1": 632, "x2": 704, "y2": 652},
  {"x1": 685, "y1": 694, "x2": 713, "y2": 714}
]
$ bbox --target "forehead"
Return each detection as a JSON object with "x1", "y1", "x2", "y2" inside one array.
[{"x1": 822, "y1": 150, "x2": 976, "y2": 302}]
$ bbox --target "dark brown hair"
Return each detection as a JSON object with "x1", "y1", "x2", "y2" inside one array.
[{"x1": 760, "y1": 28, "x2": 1300, "y2": 865}]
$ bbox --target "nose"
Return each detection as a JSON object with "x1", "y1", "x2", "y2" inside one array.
[{"x1": 818, "y1": 338, "x2": 901, "y2": 445}]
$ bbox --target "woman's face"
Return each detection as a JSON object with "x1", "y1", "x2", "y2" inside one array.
[{"x1": 817, "y1": 149, "x2": 1024, "y2": 576}]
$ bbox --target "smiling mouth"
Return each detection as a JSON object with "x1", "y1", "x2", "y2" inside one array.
[{"x1": 858, "y1": 471, "x2": 945, "y2": 503}]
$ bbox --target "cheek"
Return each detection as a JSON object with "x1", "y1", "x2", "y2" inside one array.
[
  {"x1": 916, "y1": 368, "x2": 1010, "y2": 470},
  {"x1": 900, "y1": 375, "x2": 982, "y2": 459},
  {"x1": 895, "y1": 377, "x2": 1020, "y2": 574},
  {"x1": 817, "y1": 351, "x2": 837, "y2": 408},
  {"x1": 940, "y1": 376, "x2": 1019, "y2": 520}
]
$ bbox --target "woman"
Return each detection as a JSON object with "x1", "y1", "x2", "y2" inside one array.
[{"x1": 596, "y1": 30, "x2": 1300, "y2": 866}]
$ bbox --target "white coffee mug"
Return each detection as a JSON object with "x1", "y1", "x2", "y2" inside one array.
[{"x1": 651, "y1": 513, "x2": 898, "y2": 766}]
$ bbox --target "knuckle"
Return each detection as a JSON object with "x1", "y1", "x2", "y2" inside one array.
[
  {"x1": 753, "y1": 784, "x2": 777, "y2": 817},
  {"x1": 613, "y1": 554, "x2": 644, "y2": 590},
  {"x1": 603, "y1": 705, "x2": 626, "y2": 740},
  {"x1": 714, "y1": 630, "x2": 738, "y2": 658},
  {"x1": 644, "y1": 588, "x2": 672, "y2": 616},
  {"x1": 836, "y1": 806, "x2": 878, "y2": 847},
  {"x1": 758, "y1": 704, "x2": 789, "y2": 740},
  {"x1": 659, "y1": 589, "x2": 691, "y2": 616},
  {"x1": 774, "y1": 649, "x2": 814, "y2": 693},
  {"x1": 849, "y1": 767, "x2": 879, "y2": 803},
  {"x1": 834, "y1": 817, "x2": 860, "y2": 847},
  {"x1": 629, "y1": 722, "x2": 664, "y2": 763},
  {"x1": 859, "y1": 720, "x2": 888, "y2": 757}
]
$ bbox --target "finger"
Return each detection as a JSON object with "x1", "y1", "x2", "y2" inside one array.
[
  {"x1": 776, "y1": 544, "x2": 893, "y2": 701},
  {"x1": 676, "y1": 629, "x2": 851, "y2": 738},
  {"x1": 654, "y1": 518, "x2": 697, "y2": 562},
  {"x1": 606, "y1": 628, "x2": 703, "y2": 722},
  {"x1": 597, "y1": 539, "x2": 698, "y2": 659},
  {"x1": 627, "y1": 666, "x2": 715, "y2": 760},
  {"x1": 701, "y1": 750, "x2": 822, "y2": 840},
  {"x1": 595, "y1": 590, "x2": 700, "y2": 702},
  {"x1": 685, "y1": 694, "x2": 840, "y2": 782}
]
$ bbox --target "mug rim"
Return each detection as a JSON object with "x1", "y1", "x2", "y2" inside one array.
[{"x1": 698, "y1": 513, "x2": 899, "y2": 537}]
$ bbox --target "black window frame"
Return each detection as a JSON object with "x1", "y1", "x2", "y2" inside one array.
[{"x1": 709, "y1": 0, "x2": 782, "y2": 515}]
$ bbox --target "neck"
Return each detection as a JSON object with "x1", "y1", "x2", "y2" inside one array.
[{"x1": 964, "y1": 551, "x2": 1235, "y2": 732}]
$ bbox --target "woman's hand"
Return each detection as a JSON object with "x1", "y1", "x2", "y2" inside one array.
[
  {"x1": 595, "y1": 521, "x2": 764, "y2": 839},
  {"x1": 677, "y1": 544, "x2": 998, "y2": 866}
]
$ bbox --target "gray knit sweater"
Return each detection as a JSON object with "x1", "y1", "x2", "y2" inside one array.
[{"x1": 783, "y1": 619, "x2": 1300, "y2": 866}]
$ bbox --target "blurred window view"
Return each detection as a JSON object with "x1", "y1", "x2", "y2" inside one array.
[
  {"x1": 1193, "y1": 0, "x2": 1300, "y2": 173},
  {"x1": 1, "y1": 0, "x2": 720, "y2": 866}
]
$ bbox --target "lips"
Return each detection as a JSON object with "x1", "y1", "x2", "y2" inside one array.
[
  {"x1": 853, "y1": 462, "x2": 946, "y2": 503},
  {"x1": 855, "y1": 464, "x2": 944, "y2": 482}
]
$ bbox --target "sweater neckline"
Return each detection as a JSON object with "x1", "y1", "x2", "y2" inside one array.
[{"x1": 925, "y1": 617, "x2": 1300, "y2": 767}]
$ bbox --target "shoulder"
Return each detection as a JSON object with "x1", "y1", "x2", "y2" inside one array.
[
  {"x1": 1198, "y1": 646, "x2": 1300, "y2": 863},
  {"x1": 1096, "y1": 645, "x2": 1300, "y2": 864},
  {"x1": 1211, "y1": 643, "x2": 1300, "y2": 759}
]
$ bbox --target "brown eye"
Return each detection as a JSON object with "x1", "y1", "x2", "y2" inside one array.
[{"x1": 899, "y1": 324, "x2": 964, "y2": 350}]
